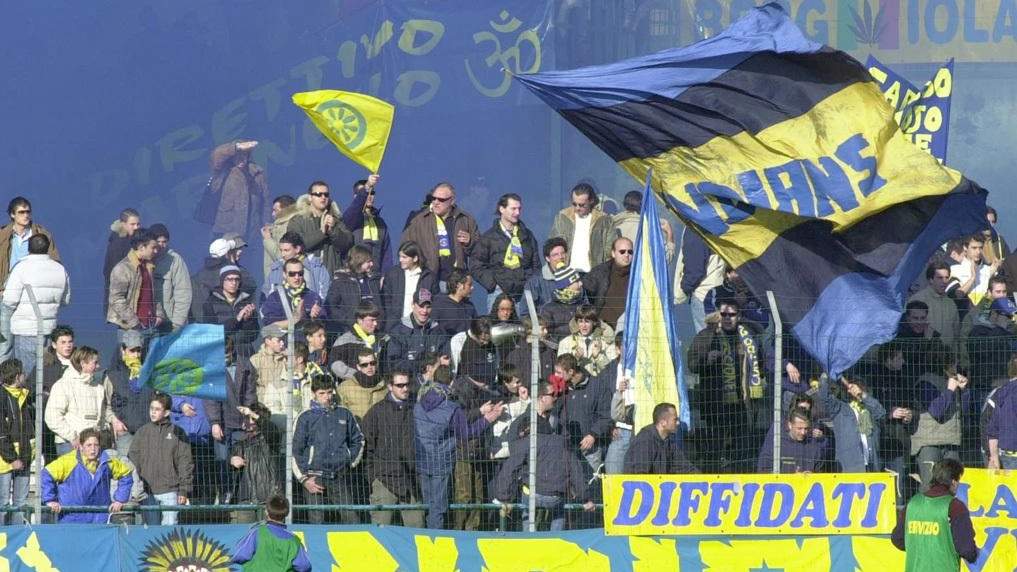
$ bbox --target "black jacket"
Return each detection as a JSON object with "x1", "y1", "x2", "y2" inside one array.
[
  {"x1": 325, "y1": 270, "x2": 382, "y2": 335},
  {"x1": 491, "y1": 411, "x2": 590, "y2": 502},
  {"x1": 430, "y1": 295, "x2": 478, "y2": 337},
  {"x1": 471, "y1": 221, "x2": 540, "y2": 298},
  {"x1": 107, "y1": 359, "x2": 156, "y2": 434},
  {"x1": 362, "y1": 394, "x2": 417, "y2": 498},
  {"x1": 202, "y1": 289, "x2": 259, "y2": 350},
  {"x1": 581, "y1": 260, "x2": 615, "y2": 312},
  {"x1": 623, "y1": 425, "x2": 699, "y2": 474},
  {"x1": 0, "y1": 384, "x2": 33, "y2": 467},
  {"x1": 190, "y1": 257, "x2": 257, "y2": 322},
  {"x1": 379, "y1": 266, "x2": 438, "y2": 333},
  {"x1": 556, "y1": 370, "x2": 614, "y2": 450},
  {"x1": 384, "y1": 316, "x2": 450, "y2": 375},
  {"x1": 203, "y1": 358, "x2": 257, "y2": 430}
]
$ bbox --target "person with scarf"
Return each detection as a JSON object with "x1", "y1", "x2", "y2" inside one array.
[
  {"x1": 538, "y1": 262, "x2": 586, "y2": 343},
  {"x1": 106, "y1": 329, "x2": 155, "y2": 456},
  {"x1": 202, "y1": 265, "x2": 259, "y2": 357},
  {"x1": 261, "y1": 231, "x2": 331, "y2": 301},
  {"x1": 260, "y1": 258, "x2": 326, "y2": 331},
  {"x1": 521, "y1": 237, "x2": 570, "y2": 318},
  {"x1": 818, "y1": 375, "x2": 887, "y2": 473},
  {"x1": 329, "y1": 300, "x2": 388, "y2": 381},
  {"x1": 471, "y1": 193, "x2": 540, "y2": 311},
  {"x1": 337, "y1": 347, "x2": 387, "y2": 422},
  {"x1": 688, "y1": 295, "x2": 769, "y2": 473},
  {"x1": 399, "y1": 182, "x2": 481, "y2": 290},
  {"x1": 345, "y1": 176, "x2": 393, "y2": 275},
  {"x1": 325, "y1": 244, "x2": 383, "y2": 336}
]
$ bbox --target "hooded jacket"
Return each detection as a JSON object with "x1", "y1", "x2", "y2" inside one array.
[{"x1": 286, "y1": 195, "x2": 354, "y2": 275}]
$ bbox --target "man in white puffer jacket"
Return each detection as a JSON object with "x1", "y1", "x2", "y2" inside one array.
[{"x1": 0, "y1": 234, "x2": 70, "y2": 368}]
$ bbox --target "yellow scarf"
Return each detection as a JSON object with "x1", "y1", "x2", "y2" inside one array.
[
  {"x1": 123, "y1": 355, "x2": 143, "y2": 380},
  {"x1": 363, "y1": 212, "x2": 379, "y2": 241},
  {"x1": 353, "y1": 323, "x2": 376, "y2": 347},
  {"x1": 501, "y1": 223, "x2": 522, "y2": 270},
  {"x1": 435, "y1": 216, "x2": 451, "y2": 257}
]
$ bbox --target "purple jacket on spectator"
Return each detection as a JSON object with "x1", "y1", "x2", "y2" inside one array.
[
  {"x1": 757, "y1": 423, "x2": 827, "y2": 474},
  {"x1": 986, "y1": 379, "x2": 1017, "y2": 450},
  {"x1": 171, "y1": 395, "x2": 212, "y2": 445}
]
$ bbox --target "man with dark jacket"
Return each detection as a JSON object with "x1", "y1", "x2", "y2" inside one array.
[
  {"x1": 287, "y1": 180, "x2": 355, "y2": 274},
  {"x1": 400, "y1": 182, "x2": 481, "y2": 287},
  {"x1": 129, "y1": 393, "x2": 193, "y2": 525},
  {"x1": 0, "y1": 359, "x2": 33, "y2": 524},
  {"x1": 624, "y1": 403, "x2": 699, "y2": 475},
  {"x1": 384, "y1": 288, "x2": 450, "y2": 376},
  {"x1": 430, "y1": 269, "x2": 478, "y2": 337},
  {"x1": 203, "y1": 342, "x2": 257, "y2": 504},
  {"x1": 757, "y1": 407, "x2": 825, "y2": 474},
  {"x1": 190, "y1": 236, "x2": 258, "y2": 322},
  {"x1": 361, "y1": 369, "x2": 423, "y2": 527},
  {"x1": 450, "y1": 367, "x2": 503, "y2": 531},
  {"x1": 201, "y1": 265, "x2": 259, "y2": 356},
  {"x1": 106, "y1": 330, "x2": 155, "y2": 455},
  {"x1": 414, "y1": 365, "x2": 504, "y2": 529},
  {"x1": 471, "y1": 193, "x2": 540, "y2": 308},
  {"x1": 292, "y1": 375, "x2": 364, "y2": 524},
  {"x1": 492, "y1": 381, "x2": 594, "y2": 530},
  {"x1": 554, "y1": 353, "x2": 614, "y2": 473},
  {"x1": 581, "y1": 237, "x2": 633, "y2": 329}
]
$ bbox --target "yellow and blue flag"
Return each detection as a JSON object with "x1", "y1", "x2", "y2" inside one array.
[
  {"x1": 866, "y1": 56, "x2": 954, "y2": 163},
  {"x1": 139, "y1": 324, "x2": 226, "y2": 400},
  {"x1": 517, "y1": 4, "x2": 987, "y2": 378},
  {"x1": 292, "y1": 90, "x2": 394, "y2": 172},
  {"x1": 622, "y1": 171, "x2": 688, "y2": 431}
]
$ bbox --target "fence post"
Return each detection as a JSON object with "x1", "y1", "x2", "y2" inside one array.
[
  {"x1": 277, "y1": 286, "x2": 297, "y2": 525},
  {"x1": 765, "y1": 290, "x2": 782, "y2": 475},
  {"x1": 521, "y1": 289, "x2": 539, "y2": 532},
  {"x1": 24, "y1": 285, "x2": 45, "y2": 523}
]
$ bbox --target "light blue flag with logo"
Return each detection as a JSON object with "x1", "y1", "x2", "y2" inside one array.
[
  {"x1": 622, "y1": 170, "x2": 689, "y2": 432},
  {"x1": 139, "y1": 324, "x2": 226, "y2": 400}
]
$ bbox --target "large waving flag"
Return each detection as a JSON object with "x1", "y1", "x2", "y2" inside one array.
[
  {"x1": 517, "y1": 3, "x2": 987, "y2": 378},
  {"x1": 139, "y1": 324, "x2": 226, "y2": 400},
  {"x1": 292, "y1": 90, "x2": 394, "y2": 172},
  {"x1": 622, "y1": 171, "x2": 688, "y2": 431}
]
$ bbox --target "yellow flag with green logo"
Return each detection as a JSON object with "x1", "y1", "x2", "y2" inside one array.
[{"x1": 292, "y1": 90, "x2": 394, "y2": 172}]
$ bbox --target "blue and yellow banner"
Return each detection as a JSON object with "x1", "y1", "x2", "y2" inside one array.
[
  {"x1": 622, "y1": 173, "x2": 688, "y2": 431},
  {"x1": 603, "y1": 473, "x2": 896, "y2": 536},
  {"x1": 139, "y1": 323, "x2": 226, "y2": 400},
  {"x1": 866, "y1": 55, "x2": 954, "y2": 163},
  {"x1": 292, "y1": 90, "x2": 395, "y2": 172},
  {"x1": 516, "y1": 3, "x2": 988, "y2": 378}
]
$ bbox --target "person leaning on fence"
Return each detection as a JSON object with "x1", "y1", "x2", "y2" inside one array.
[
  {"x1": 756, "y1": 406, "x2": 825, "y2": 474},
  {"x1": 41, "y1": 427, "x2": 133, "y2": 524},
  {"x1": 414, "y1": 364, "x2": 504, "y2": 529},
  {"x1": 231, "y1": 494, "x2": 311, "y2": 572},
  {"x1": 229, "y1": 402, "x2": 282, "y2": 524},
  {"x1": 292, "y1": 374, "x2": 364, "y2": 525},
  {"x1": 0, "y1": 358, "x2": 33, "y2": 524},
  {"x1": 891, "y1": 458, "x2": 979, "y2": 571}
]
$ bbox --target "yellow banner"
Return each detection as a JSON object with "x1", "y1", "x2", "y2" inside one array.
[
  {"x1": 292, "y1": 90, "x2": 395, "y2": 172},
  {"x1": 603, "y1": 473, "x2": 896, "y2": 536}
]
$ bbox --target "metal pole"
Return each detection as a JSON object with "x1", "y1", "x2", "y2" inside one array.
[
  {"x1": 765, "y1": 290, "x2": 782, "y2": 475},
  {"x1": 277, "y1": 285, "x2": 297, "y2": 525},
  {"x1": 522, "y1": 289, "x2": 539, "y2": 532},
  {"x1": 25, "y1": 286, "x2": 44, "y2": 523}
]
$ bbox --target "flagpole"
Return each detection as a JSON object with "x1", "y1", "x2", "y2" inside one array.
[
  {"x1": 766, "y1": 290, "x2": 782, "y2": 474},
  {"x1": 278, "y1": 285, "x2": 297, "y2": 524},
  {"x1": 521, "y1": 289, "x2": 539, "y2": 533}
]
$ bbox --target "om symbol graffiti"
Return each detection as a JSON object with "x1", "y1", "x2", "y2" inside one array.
[
  {"x1": 465, "y1": 10, "x2": 542, "y2": 98},
  {"x1": 151, "y1": 358, "x2": 204, "y2": 396}
]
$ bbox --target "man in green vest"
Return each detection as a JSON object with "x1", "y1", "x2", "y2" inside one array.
[
  {"x1": 231, "y1": 494, "x2": 311, "y2": 571},
  {"x1": 891, "y1": 458, "x2": 979, "y2": 571}
]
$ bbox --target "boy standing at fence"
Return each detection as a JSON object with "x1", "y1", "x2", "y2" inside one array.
[
  {"x1": 129, "y1": 393, "x2": 192, "y2": 525},
  {"x1": 231, "y1": 494, "x2": 311, "y2": 572}
]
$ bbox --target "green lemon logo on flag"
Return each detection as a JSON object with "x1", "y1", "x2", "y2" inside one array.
[
  {"x1": 150, "y1": 358, "x2": 204, "y2": 395},
  {"x1": 315, "y1": 101, "x2": 367, "y2": 150},
  {"x1": 292, "y1": 89, "x2": 395, "y2": 173}
]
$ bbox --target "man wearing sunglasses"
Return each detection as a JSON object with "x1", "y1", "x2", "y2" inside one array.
[
  {"x1": 287, "y1": 180, "x2": 354, "y2": 275},
  {"x1": 0, "y1": 197, "x2": 59, "y2": 300},
  {"x1": 581, "y1": 237, "x2": 633, "y2": 330},
  {"x1": 361, "y1": 369, "x2": 425, "y2": 528},
  {"x1": 400, "y1": 182, "x2": 481, "y2": 291},
  {"x1": 549, "y1": 183, "x2": 615, "y2": 273},
  {"x1": 260, "y1": 258, "x2": 327, "y2": 330}
]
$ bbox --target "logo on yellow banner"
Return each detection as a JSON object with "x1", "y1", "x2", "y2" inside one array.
[{"x1": 603, "y1": 473, "x2": 896, "y2": 536}]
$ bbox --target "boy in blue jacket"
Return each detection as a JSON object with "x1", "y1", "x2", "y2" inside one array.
[{"x1": 41, "y1": 427, "x2": 133, "y2": 523}]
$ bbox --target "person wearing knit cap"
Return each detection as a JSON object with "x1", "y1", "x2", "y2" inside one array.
[
  {"x1": 201, "y1": 265, "x2": 259, "y2": 357},
  {"x1": 537, "y1": 261, "x2": 586, "y2": 343},
  {"x1": 190, "y1": 236, "x2": 257, "y2": 323},
  {"x1": 150, "y1": 223, "x2": 192, "y2": 333}
]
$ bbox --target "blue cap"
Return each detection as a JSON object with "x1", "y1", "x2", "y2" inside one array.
[{"x1": 989, "y1": 297, "x2": 1017, "y2": 316}]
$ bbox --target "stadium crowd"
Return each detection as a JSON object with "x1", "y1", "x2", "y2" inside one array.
[{"x1": 1, "y1": 146, "x2": 1014, "y2": 530}]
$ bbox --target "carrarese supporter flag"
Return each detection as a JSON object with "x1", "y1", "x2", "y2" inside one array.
[{"x1": 516, "y1": 3, "x2": 987, "y2": 378}]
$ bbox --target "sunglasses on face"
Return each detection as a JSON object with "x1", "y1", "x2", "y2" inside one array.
[
  {"x1": 15, "y1": 210, "x2": 31, "y2": 215},
  {"x1": 286, "y1": 271, "x2": 303, "y2": 277},
  {"x1": 358, "y1": 360, "x2": 377, "y2": 367},
  {"x1": 310, "y1": 191, "x2": 329, "y2": 198},
  {"x1": 431, "y1": 195, "x2": 453, "y2": 203},
  {"x1": 572, "y1": 202, "x2": 590, "y2": 208},
  {"x1": 391, "y1": 382, "x2": 410, "y2": 388},
  {"x1": 720, "y1": 312, "x2": 739, "y2": 317},
  {"x1": 617, "y1": 249, "x2": 633, "y2": 255}
]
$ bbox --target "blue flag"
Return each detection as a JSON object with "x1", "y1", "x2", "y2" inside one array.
[
  {"x1": 139, "y1": 324, "x2": 227, "y2": 400},
  {"x1": 622, "y1": 171, "x2": 689, "y2": 431},
  {"x1": 516, "y1": 4, "x2": 987, "y2": 378}
]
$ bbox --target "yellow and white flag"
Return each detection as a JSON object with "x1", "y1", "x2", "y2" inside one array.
[{"x1": 292, "y1": 90, "x2": 394, "y2": 172}]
